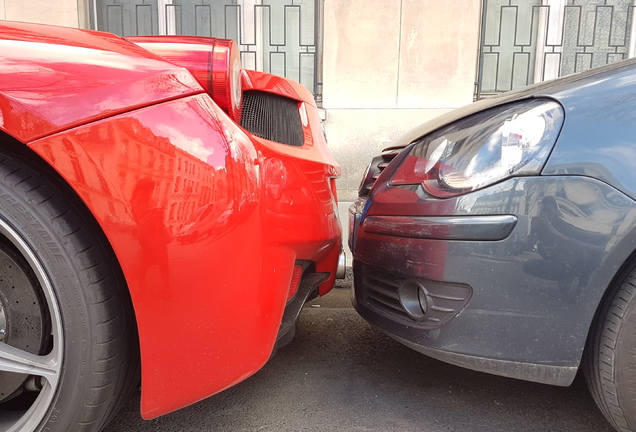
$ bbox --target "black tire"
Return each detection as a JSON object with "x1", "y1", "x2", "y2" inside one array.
[
  {"x1": 584, "y1": 262, "x2": 636, "y2": 432},
  {"x1": 0, "y1": 149, "x2": 139, "y2": 431}
]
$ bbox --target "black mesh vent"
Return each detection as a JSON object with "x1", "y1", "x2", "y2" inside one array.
[{"x1": 240, "y1": 91, "x2": 304, "y2": 147}]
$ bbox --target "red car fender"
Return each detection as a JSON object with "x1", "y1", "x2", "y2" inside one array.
[{"x1": 28, "y1": 94, "x2": 287, "y2": 419}]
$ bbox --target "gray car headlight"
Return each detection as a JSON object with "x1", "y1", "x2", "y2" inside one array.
[{"x1": 390, "y1": 98, "x2": 565, "y2": 198}]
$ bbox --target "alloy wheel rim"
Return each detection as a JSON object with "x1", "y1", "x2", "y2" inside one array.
[
  {"x1": 0, "y1": 218, "x2": 63, "y2": 432},
  {"x1": 0, "y1": 301, "x2": 6, "y2": 343}
]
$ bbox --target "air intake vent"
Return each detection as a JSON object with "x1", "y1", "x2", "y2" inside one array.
[
  {"x1": 240, "y1": 91, "x2": 304, "y2": 147},
  {"x1": 358, "y1": 147, "x2": 402, "y2": 197},
  {"x1": 356, "y1": 264, "x2": 472, "y2": 329}
]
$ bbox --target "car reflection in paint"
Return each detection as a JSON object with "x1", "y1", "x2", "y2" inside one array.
[{"x1": 350, "y1": 60, "x2": 636, "y2": 432}]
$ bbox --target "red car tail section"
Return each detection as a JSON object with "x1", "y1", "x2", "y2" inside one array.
[
  {"x1": 1, "y1": 23, "x2": 341, "y2": 419},
  {"x1": 241, "y1": 70, "x2": 342, "y2": 295}
]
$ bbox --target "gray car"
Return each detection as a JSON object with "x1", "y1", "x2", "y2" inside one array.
[{"x1": 349, "y1": 60, "x2": 636, "y2": 432}]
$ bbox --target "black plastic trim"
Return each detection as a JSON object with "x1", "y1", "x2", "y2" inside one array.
[{"x1": 363, "y1": 214, "x2": 517, "y2": 241}]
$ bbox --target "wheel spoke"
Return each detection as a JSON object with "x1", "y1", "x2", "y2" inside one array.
[{"x1": 0, "y1": 342, "x2": 59, "y2": 386}]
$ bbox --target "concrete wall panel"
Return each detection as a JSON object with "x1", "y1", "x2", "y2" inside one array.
[
  {"x1": 397, "y1": 0, "x2": 481, "y2": 108},
  {"x1": 322, "y1": 0, "x2": 481, "y2": 205},
  {"x1": 3, "y1": 0, "x2": 80, "y2": 27},
  {"x1": 322, "y1": 0, "x2": 402, "y2": 109}
]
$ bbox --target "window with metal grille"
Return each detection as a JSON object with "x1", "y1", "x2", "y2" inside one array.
[
  {"x1": 477, "y1": 0, "x2": 636, "y2": 99},
  {"x1": 88, "y1": 0, "x2": 322, "y2": 98}
]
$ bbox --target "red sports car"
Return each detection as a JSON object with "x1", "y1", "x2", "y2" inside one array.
[{"x1": 0, "y1": 21, "x2": 343, "y2": 431}]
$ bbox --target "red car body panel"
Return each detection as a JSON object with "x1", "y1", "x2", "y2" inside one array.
[
  {"x1": 126, "y1": 35, "x2": 244, "y2": 120},
  {"x1": 0, "y1": 23, "x2": 341, "y2": 419},
  {"x1": 0, "y1": 22, "x2": 203, "y2": 142}
]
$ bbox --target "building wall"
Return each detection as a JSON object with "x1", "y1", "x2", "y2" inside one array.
[
  {"x1": 322, "y1": 0, "x2": 482, "y2": 200},
  {"x1": 0, "y1": 0, "x2": 86, "y2": 28}
]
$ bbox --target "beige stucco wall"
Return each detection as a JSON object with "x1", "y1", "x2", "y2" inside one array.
[
  {"x1": 0, "y1": 0, "x2": 84, "y2": 28},
  {"x1": 323, "y1": 0, "x2": 482, "y2": 200}
]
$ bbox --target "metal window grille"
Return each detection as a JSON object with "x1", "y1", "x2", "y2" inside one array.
[
  {"x1": 89, "y1": 0, "x2": 322, "y2": 98},
  {"x1": 477, "y1": 0, "x2": 636, "y2": 99}
]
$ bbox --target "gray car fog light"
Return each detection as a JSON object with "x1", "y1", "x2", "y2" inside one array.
[{"x1": 398, "y1": 279, "x2": 430, "y2": 321}]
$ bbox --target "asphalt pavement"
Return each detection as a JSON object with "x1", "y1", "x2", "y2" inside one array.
[{"x1": 106, "y1": 275, "x2": 615, "y2": 432}]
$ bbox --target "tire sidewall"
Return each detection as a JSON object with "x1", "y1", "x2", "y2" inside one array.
[
  {"x1": 0, "y1": 173, "x2": 94, "y2": 431},
  {"x1": 613, "y1": 280, "x2": 636, "y2": 431}
]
